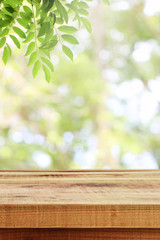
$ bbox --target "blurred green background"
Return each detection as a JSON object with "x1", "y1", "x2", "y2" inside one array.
[{"x1": 1, "y1": 0, "x2": 160, "y2": 170}]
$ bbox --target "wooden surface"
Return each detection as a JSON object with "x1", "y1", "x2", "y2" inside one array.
[
  {"x1": 0, "y1": 170, "x2": 160, "y2": 228},
  {"x1": 1, "y1": 228, "x2": 160, "y2": 240}
]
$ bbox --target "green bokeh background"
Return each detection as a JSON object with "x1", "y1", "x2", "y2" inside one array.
[{"x1": 1, "y1": 0, "x2": 160, "y2": 169}]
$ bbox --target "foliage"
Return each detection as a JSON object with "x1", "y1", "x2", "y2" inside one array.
[
  {"x1": 0, "y1": 0, "x2": 93, "y2": 82},
  {"x1": 1, "y1": 0, "x2": 160, "y2": 170}
]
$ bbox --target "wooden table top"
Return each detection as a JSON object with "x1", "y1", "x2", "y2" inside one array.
[{"x1": 0, "y1": 170, "x2": 160, "y2": 228}]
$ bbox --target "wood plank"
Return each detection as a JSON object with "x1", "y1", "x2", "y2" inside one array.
[
  {"x1": 0, "y1": 228, "x2": 160, "y2": 240},
  {"x1": 0, "y1": 170, "x2": 160, "y2": 228}
]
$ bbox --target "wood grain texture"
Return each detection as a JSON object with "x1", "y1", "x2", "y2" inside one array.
[
  {"x1": 0, "y1": 170, "x2": 160, "y2": 228},
  {"x1": 0, "y1": 228, "x2": 160, "y2": 240}
]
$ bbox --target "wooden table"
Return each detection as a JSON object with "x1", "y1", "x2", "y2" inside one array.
[{"x1": 0, "y1": 170, "x2": 160, "y2": 239}]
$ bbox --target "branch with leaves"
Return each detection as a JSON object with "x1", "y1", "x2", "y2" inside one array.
[{"x1": 0, "y1": 0, "x2": 94, "y2": 82}]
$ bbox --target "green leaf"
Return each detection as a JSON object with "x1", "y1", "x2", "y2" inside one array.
[
  {"x1": 49, "y1": 11, "x2": 56, "y2": 25},
  {"x1": 56, "y1": 17, "x2": 64, "y2": 24},
  {"x1": 39, "y1": 48, "x2": 50, "y2": 58},
  {"x1": 9, "y1": 35, "x2": 20, "y2": 48},
  {"x1": 5, "y1": 6, "x2": 15, "y2": 13},
  {"x1": 58, "y1": 25, "x2": 78, "y2": 33},
  {"x1": 27, "y1": 51, "x2": 37, "y2": 66},
  {"x1": 0, "y1": 20, "x2": 11, "y2": 28},
  {"x1": 45, "y1": 0, "x2": 55, "y2": 11},
  {"x1": 55, "y1": 0, "x2": 68, "y2": 23},
  {"x1": 38, "y1": 37, "x2": 44, "y2": 43},
  {"x1": 23, "y1": 6, "x2": 32, "y2": 15},
  {"x1": 81, "y1": 17, "x2": 92, "y2": 33},
  {"x1": 0, "y1": 37, "x2": 6, "y2": 48},
  {"x1": 17, "y1": 18, "x2": 30, "y2": 29},
  {"x1": 20, "y1": 12, "x2": 31, "y2": 21},
  {"x1": 41, "y1": 28, "x2": 54, "y2": 46},
  {"x1": 25, "y1": 42, "x2": 35, "y2": 56},
  {"x1": 78, "y1": 2, "x2": 89, "y2": 8},
  {"x1": 13, "y1": 26, "x2": 26, "y2": 38},
  {"x1": 41, "y1": 0, "x2": 49, "y2": 10},
  {"x1": 2, "y1": 46, "x2": 9, "y2": 64},
  {"x1": 78, "y1": 9, "x2": 88, "y2": 16},
  {"x1": 23, "y1": 32, "x2": 34, "y2": 43},
  {"x1": 62, "y1": 34, "x2": 79, "y2": 45},
  {"x1": 29, "y1": 23, "x2": 34, "y2": 31},
  {"x1": 0, "y1": 28, "x2": 9, "y2": 37},
  {"x1": 38, "y1": 22, "x2": 50, "y2": 37},
  {"x1": 32, "y1": 60, "x2": 41, "y2": 78},
  {"x1": 38, "y1": 10, "x2": 47, "y2": 25},
  {"x1": 4, "y1": 14, "x2": 13, "y2": 21},
  {"x1": 66, "y1": 3, "x2": 76, "y2": 11},
  {"x1": 41, "y1": 39, "x2": 58, "y2": 50},
  {"x1": 6, "y1": 43, "x2": 12, "y2": 56},
  {"x1": 41, "y1": 56, "x2": 54, "y2": 72},
  {"x1": 62, "y1": 45, "x2": 73, "y2": 61},
  {"x1": 42, "y1": 64, "x2": 51, "y2": 82}
]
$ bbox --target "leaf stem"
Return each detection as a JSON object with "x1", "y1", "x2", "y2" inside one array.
[{"x1": 31, "y1": 0, "x2": 39, "y2": 55}]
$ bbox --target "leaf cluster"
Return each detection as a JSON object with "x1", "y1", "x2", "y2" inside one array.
[{"x1": 0, "y1": 0, "x2": 93, "y2": 82}]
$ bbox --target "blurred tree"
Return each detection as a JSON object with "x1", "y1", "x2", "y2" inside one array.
[
  {"x1": 1, "y1": 0, "x2": 160, "y2": 170},
  {"x1": 0, "y1": 52, "x2": 107, "y2": 169}
]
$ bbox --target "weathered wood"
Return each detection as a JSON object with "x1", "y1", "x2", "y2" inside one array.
[
  {"x1": 0, "y1": 228, "x2": 160, "y2": 240},
  {"x1": 0, "y1": 170, "x2": 160, "y2": 228}
]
